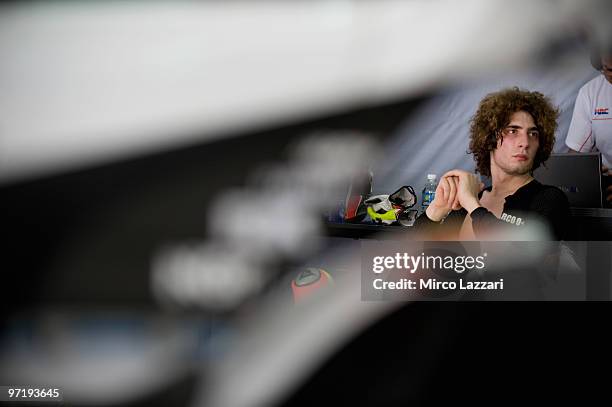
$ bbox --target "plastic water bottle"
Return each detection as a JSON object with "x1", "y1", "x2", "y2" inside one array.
[{"x1": 421, "y1": 174, "x2": 437, "y2": 213}]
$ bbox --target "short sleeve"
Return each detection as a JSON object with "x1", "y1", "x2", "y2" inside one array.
[{"x1": 566, "y1": 85, "x2": 594, "y2": 152}]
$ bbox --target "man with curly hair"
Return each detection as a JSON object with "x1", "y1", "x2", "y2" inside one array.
[{"x1": 416, "y1": 87, "x2": 571, "y2": 240}]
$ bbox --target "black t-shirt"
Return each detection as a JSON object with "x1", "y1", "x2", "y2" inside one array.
[{"x1": 414, "y1": 179, "x2": 571, "y2": 240}]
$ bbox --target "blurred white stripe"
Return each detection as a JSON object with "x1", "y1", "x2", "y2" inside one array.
[{"x1": 0, "y1": 0, "x2": 598, "y2": 183}]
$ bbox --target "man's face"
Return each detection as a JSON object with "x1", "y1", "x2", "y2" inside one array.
[
  {"x1": 490, "y1": 110, "x2": 540, "y2": 176},
  {"x1": 601, "y1": 56, "x2": 612, "y2": 85}
]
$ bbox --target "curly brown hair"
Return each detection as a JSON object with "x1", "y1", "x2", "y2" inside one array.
[{"x1": 468, "y1": 87, "x2": 559, "y2": 177}]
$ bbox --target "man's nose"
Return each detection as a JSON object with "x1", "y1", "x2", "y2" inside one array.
[{"x1": 516, "y1": 131, "x2": 531, "y2": 148}]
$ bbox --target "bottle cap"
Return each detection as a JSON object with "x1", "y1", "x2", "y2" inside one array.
[{"x1": 427, "y1": 174, "x2": 437, "y2": 180}]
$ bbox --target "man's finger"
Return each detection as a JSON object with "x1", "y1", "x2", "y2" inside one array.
[
  {"x1": 448, "y1": 175, "x2": 457, "y2": 206},
  {"x1": 442, "y1": 169, "x2": 468, "y2": 179},
  {"x1": 439, "y1": 177, "x2": 449, "y2": 202},
  {"x1": 450, "y1": 177, "x2": 462, "y2": 210}
]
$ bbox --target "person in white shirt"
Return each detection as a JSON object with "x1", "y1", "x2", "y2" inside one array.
[{"x1": 566, "y1": 49, "x2": 612, "y2": 204}]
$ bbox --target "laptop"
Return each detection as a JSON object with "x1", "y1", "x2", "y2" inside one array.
[{"x1": 534, "y1": 153, "x2": 603, "y2": 208}]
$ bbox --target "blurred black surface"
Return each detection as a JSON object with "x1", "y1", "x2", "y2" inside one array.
[
  {"x1": 280, "y1": 302, "x2": 612, "y2": 406},
  {"x1": 0, "y1": 95, "x2": 425, "y2": 315}
]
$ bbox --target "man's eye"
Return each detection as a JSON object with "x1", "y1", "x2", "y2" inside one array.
[
  {"x1": 529, "y1": 131, "x2": 540, "y2": 137},
  {"x1": 505, "y1": 128, "x2": 517, "y2": 134}
]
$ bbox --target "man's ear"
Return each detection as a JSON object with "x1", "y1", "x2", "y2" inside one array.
[{"x1": 495, "y1": 130, "x2": 504, "y2": 146}]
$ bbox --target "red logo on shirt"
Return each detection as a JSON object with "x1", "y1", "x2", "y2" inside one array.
[{"x1": 594, "y1": 107, "x2": 609, "y2": 116}]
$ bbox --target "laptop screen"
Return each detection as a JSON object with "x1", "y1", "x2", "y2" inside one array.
[{"x1": 534, "y1": 153, "x2": 603, "y2": 208}]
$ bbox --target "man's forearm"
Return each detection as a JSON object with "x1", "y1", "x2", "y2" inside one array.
[{"x1": 425, "y1": 205, "x2": 449, "y2": 222}]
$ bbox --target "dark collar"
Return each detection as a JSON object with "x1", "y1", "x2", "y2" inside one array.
[{"x1": 478, "y1": 179, "x2": 541, "y2": 201}]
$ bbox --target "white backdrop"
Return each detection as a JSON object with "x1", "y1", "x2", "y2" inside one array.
[{"x1": 1, "y1": 0, "x2": 608, "y2": 185}]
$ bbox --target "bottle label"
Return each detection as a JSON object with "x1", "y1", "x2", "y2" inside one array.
[{"x1": 422, "y1": 191, "x2": 435, "y2": 206}]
